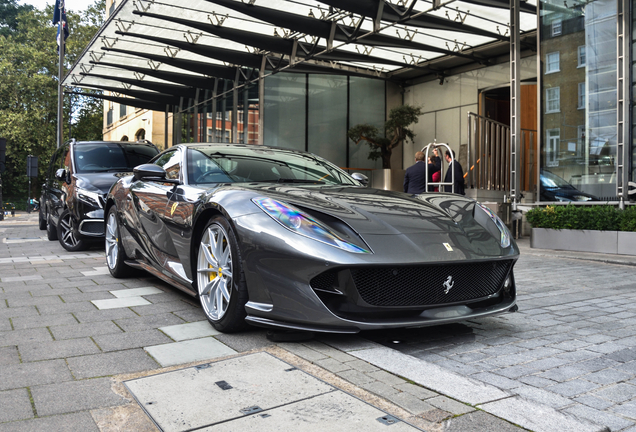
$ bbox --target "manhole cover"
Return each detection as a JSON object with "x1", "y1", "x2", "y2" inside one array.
[{"x1": 125, "y1": 352, "x2": 420, "y2": 432}]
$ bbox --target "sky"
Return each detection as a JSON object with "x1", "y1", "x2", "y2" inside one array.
[{"x1": 17, "y1": 0, "x2": 96, "y2": 12}]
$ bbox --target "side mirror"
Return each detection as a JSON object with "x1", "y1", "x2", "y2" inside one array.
[
  {"x1": 55, "y1": 168, "x2": 68, "y2": 183},
  {"x1": 351, "y1": 172, "x2": 369, "y2": 186},
  {"x1": 133, "y1": 164, "x2": 180, "y2": 184}
]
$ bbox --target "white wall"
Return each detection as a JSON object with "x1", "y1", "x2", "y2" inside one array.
[{"x1": 402, "y1": 56, "x2": 537, "y2": 168}]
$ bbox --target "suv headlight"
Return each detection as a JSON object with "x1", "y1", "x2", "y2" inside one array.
[
  {"x1": 476, "y1": 203, "x2": 511, "y2": 248},
  {"x1": 252, "y1": 197, "x2": 370, "y2": 253},
  {"x1": 76, "y1": 187, "x2": 103, "y2": 208}
]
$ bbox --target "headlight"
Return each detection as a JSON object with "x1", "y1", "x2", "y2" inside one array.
[
  {"x1": 476, "y1": 203, "x2": 511, "y2": 248},
  {"x1": 572, "y1": 195, "x2": 592, "y2": 201},
  {"x1": 252, "y1": 197, "x2": 370, "y2": 253},
  {"x1": 76, "y1": 187, "x2": 103, "y2": 208}
]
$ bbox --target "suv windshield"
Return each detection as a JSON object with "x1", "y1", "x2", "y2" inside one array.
[
  {"x1": 74, "y1": 143, "x2": 158, "y2": 173},
  {"x1": 187, "y1": 146, "x2": 358, "y2": 186}
]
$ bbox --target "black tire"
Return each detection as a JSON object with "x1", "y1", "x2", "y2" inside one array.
[
  {"x1": 46, "y1": 212, "x2": 58, "y2": 241},
  {"x1": 105, "y1": 206, "x2": 135, "y2": 278},
  {"x1": 38, "y1": 207, "x2": 46, "y2": 230},
  {"x1": 195, "y1": 216, "x2": 248, "y2": 333},
  {"x1": 57, "y1": 209, "x2": 88, "y2": 251}
]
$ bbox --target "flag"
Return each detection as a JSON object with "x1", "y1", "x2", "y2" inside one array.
[{"x1": 53, "y1": 0, "x2": 69, "y2": 52}]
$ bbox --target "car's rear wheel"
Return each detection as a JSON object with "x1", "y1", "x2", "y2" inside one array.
[
  {"x1": 57, "y1": 209, "x2": 87, "y2": 251},
  {"x1": 196, "y1": 216, "x2": 248, "y2": 333},
  {"x1": 46, "y1": 212, "x2": 58, "y2": 241},
  {"x1": 105, "y1": 206, "x2": 135, "y2": 278},
  {"x1": 38, "y1": 207, "x2": 47, "y2": 230}
]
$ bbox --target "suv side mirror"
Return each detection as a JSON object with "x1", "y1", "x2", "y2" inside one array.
[
  {"x1": 351, "y1": 172, "x2": 369, "y2": 186},
  {"x1": 133, "y1": 164, "x2": 180, "y2": 184},
  {"x1": 55, "y1": 168, "x2": 68, "y2": 183}
]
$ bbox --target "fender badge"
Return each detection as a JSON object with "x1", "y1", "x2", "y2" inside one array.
[
  {"x1": 443, "y1": 276, "x2": 455, "y2": 294},
  {"x1": 443, "y1": 243, "x2": 453, "y2": 252},
  {"x1": 171, "y1": 202, "x2": 178, "y2": 216}
]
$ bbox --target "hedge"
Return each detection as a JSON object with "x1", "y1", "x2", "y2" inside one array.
[{"x1": 525, "y1": 205, "x2": 636, "y2": 232}]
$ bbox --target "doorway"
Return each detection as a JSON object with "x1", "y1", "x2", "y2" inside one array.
[{"x1": 479, "y1": 84, "x2": 537, "y2": 196}]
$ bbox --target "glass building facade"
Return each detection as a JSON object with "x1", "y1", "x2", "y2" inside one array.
[
  {"x1": 540, "y1": 0, "x2": 623, "y2": 200},
  {"x1": 175, "y1": 73, "x2": 385, "y2": 171}
]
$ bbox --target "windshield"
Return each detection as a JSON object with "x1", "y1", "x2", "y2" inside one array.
[
  {"x1": 74, "y1": 143, "x2": 158, "y2": 173},
  {"x1": 540, "y1": 170, "x2": 574, "y2": 188},
  {"x1": 187, "y1": 146, "x2": 358, "y2": 186}
]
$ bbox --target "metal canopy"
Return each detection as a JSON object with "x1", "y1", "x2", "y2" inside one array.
[{"x1": 64, "y1": 0, "x2": 537, "y2": 112}]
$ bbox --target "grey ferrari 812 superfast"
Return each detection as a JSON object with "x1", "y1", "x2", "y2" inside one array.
[{"x1": 105, "y1": 143, "x2": 518, "y2": 333}]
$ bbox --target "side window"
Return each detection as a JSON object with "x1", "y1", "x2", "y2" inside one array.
[{"x1": 154, "y1": 150, "x2": 181, "y2": 180}]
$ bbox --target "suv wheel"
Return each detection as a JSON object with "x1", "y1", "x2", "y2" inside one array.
[{"x1": 57, "y1": 210, "x2": 87, "y2": 251}]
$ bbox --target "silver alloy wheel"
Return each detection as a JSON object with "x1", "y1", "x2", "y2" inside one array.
[
  {"x1": 197, "y1": 223, "x2": 233, "y2": 321},
  {"x1": 60, "y1": 213, "x2": 80, "y2": 248},
  {"x1": 105, "y1": 211, "x2": 118, "y2": 270}
]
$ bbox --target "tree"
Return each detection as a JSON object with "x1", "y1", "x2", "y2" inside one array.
[
  {"x1": 0, "y1": 1, "x2": 104, "y2": 204},
  {"x1": 348, "y1": 105, "x2": 424, "y2": 169},
  {"x1": 0, "y1": 0, "x2": 33, "y2": 37}
]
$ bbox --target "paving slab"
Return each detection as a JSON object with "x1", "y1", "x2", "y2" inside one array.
[
  {"x1": 205, "y1": 391, "x2": 419, "y2": 432},
  {"x1": 0, "y1": 388, "x2": 34, "y2": 422},
  {"x1": 125, "y1": 352, "x2": 333, "y2": 431},
  {"x1": 159, "y1": 320, "x2": 220, "y2": 341},
  {"x1": 144, "y1": 337, "x2": 237, "y2": 367},
  {"x1": 0, "y1": 411, "x2": 99, "y2": 432},
  {"x1": 91, "y1": 297, "x2": 151, "y2": 310},
  {"x1": 110, "y1": 287, "x2": 164, "y2": 298},
  {"x1": 66, "y1": 349, "x2": 159, "y2": 379},
  {"x1": 31, "y1": 378, "x2": 127, "y2": 416}
]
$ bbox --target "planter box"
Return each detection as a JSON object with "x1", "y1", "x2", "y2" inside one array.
[{"x1": 531, "y1": 228, "x2": 636, "y2": 256}]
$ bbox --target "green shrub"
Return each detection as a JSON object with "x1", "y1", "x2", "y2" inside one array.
[{"x1": 526, "y1": 205, "x2": 636, "y2": 232}]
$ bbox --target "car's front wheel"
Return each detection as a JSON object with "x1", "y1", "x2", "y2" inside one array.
[
  {"x1": 57, "y1": 209, "x2": 87, "y2": 251},
  {"x1": 196, "y1": 216, "x2": 248, "y2": 333},
  {"x1": 105, "y1": 206, "x2": 135, "y2": 278}
]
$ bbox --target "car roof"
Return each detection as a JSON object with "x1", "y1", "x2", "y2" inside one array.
[{"x1": 73, "y1": 141, "x2": 157, "y2": 148}]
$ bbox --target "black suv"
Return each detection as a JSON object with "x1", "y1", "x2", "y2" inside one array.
[{"x1": 40, "y1": 140, "x2": 159, "y2": 251}]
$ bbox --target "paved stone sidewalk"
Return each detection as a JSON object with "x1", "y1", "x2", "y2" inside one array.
[
  {"x1": 0, "y1": 216, "x2": 533, "y2": 431},
  {"x1": 362, "y1": 239, "x2": 636, "y2": 431}
]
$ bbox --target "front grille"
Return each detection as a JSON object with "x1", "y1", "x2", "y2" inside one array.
[
  {"x1": 79, "y1": 220, "x2": 105, "y2": 236},
  {"x1": 311, "y1": 260, "x2": 513, "y2": 307},
  {"x1": 353, "y1": 261, "x2": 512, "y2": 306}
]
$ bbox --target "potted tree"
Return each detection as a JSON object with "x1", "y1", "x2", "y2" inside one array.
[{"x1": 348, "y1": 105, "x2": 423, "y2": 190}]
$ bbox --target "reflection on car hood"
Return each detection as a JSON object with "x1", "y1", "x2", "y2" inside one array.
[
  {"x1": 219, "y1": 184, "x2": 469, "y2": 236},
  {"x1": 75, "y1": 172, "x2": 133, "y2": 195}
]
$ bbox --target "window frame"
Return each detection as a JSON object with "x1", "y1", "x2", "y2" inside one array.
[
  {"x1": 545, "y1": 51, "x2": 560, "y2": 74},
  {"x1": 546, "y1": 87, "x2": 561, "y2": 113}
]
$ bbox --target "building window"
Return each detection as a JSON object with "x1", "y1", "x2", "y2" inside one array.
[
  {"x1": 577, "y1": 125, "x2": 585, "y2": 157},
  {"x1": 108, "y1": 0, "x2": 116, "y2": 16},
  {"x1": 546, "y1": 129, "x2": 560, "y2": 167},
  {"x1": 551, "y1": 19, "x2": 562, "y2": 36},
  {"x1": 577, "y1": 46, "x2": 586, "y2": 67},
  {"x1": 119, "y1": 104, "x2": 126, "y2": 118},
  {"x1": 546, "y1": 87, "x2": 560, "y2": 113},
  {"x1": 578, "y1": 83, "x2": 585, "y2": 109},
  {"x1": 546, "y1": 52, "x2": 560, "y2": 74}
]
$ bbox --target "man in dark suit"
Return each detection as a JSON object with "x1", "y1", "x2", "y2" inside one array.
[
  {"x1": 444, "y1": 149, "x2": 465, "y2": 195},
  {"x1": 403, "y1": 151, "x2": 430, "y2": 194}
]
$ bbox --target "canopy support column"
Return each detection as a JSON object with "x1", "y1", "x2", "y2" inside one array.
[
  {"x1": 617, "y1": 0, "x2": 631, "y2": 204},
  {"x1": 510, "y1": 0, "x2": 521, "y2": 210}
]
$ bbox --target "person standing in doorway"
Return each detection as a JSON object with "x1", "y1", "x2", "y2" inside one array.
[
  {"x1": 444, "y1": 149, "x2": 465, "y2": 195},
  {"x1": 403, "y1": 151, "x2": 428, "y2": 194}
]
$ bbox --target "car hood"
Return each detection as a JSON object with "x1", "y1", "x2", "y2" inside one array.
[
  {"x1": 75, "y1": 172, "x2": 133, "y2": 195},
  {"x1": 206, "y1": 183, "x2": 516, "y2": 259},
  {"x1": 211, "y1": 184, "x2": 478, "y2": 235}
]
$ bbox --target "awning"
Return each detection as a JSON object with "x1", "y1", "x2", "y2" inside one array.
[{"x1": 63, "y1": 0, "x2": 537, "y2": 110}]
